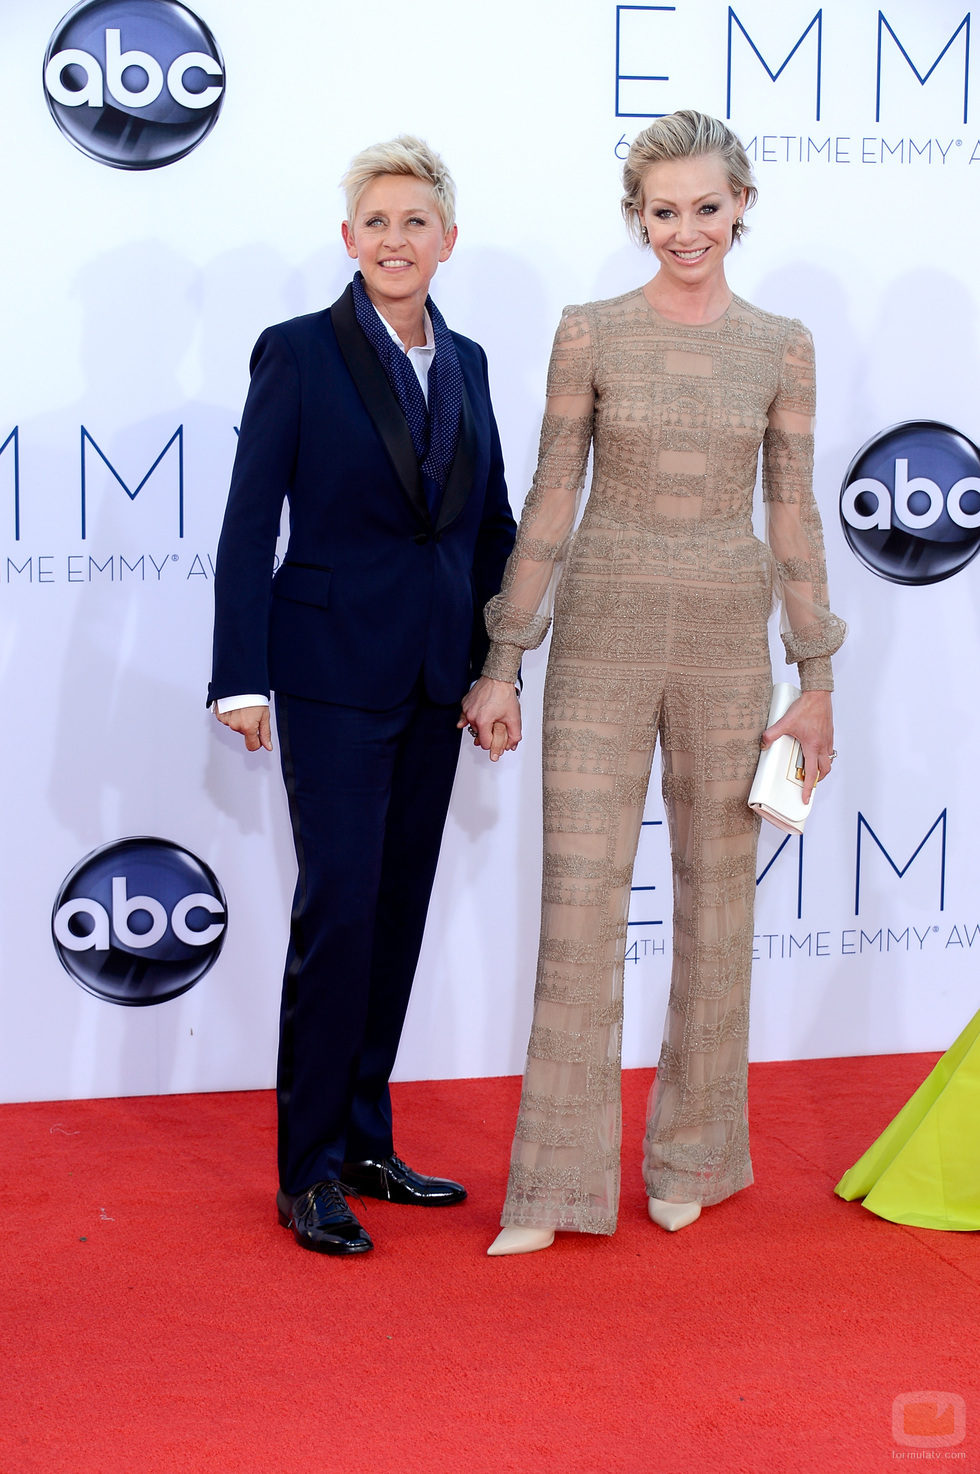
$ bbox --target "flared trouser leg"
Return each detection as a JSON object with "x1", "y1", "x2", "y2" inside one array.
[
  {"x1": 501, "y1": 658, "x2": 662, "y2": 1234},
  {"x1": 643, "y1": 669, "x2": 770, "y2": 1207}
]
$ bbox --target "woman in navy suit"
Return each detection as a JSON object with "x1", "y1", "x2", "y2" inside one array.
[{"x1": 209, "y1": 137, "x2": 518, "y2": 1256}]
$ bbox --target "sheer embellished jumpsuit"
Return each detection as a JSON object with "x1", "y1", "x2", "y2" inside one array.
[{"x1": 482, "y1": 290, "x2": 846, "y2": 1234}]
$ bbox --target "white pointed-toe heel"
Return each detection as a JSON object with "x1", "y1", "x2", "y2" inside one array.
[
  {"x1": 487, "y1": 1226, "x2": 556, "y2": 1256},
  {"x1": 647, "y1": 1198, "x2": 701, "y2": 1232}
]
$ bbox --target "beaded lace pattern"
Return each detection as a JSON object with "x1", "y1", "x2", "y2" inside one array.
[{"x1": 485, "y1": 290, "x2": 845, "y2": 1233}]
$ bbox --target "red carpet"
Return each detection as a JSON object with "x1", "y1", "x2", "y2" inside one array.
[{"x1": 1, "y1": 1056, "x2": 977, "y2": 1473}]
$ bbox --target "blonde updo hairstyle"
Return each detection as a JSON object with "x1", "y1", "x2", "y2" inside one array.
[
  {"x1": 341, "y1": 134, "x2": 457, "y2": 234},
  {"x1": 621, "y1": 110, "x2": 757, "y2": 247}
]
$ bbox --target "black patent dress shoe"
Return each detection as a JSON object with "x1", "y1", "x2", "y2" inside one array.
[
  {"x1": 340, "y1": 1153, "x2": 467, "y2": 1206},
  {"x1": 276, "y1": 1180, "x2": 373, "y2": 1255}
]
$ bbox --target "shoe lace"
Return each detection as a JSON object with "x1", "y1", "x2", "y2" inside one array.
[
  {"x1": 297, "y1": 1179, "x2": 365, "y2": 1215},
  {"x1": 339, "y1": 1179, "x2": 366, "y2": 1209}
]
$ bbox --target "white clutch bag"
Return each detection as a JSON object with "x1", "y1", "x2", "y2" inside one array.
[{"x1": 748, "y1": 683, "x2": 811, "y2": 835}]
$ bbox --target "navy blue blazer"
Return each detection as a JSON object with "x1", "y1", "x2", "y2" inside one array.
[{"x1": 208, "y1": 284, "x2": 516, "y2": 710}]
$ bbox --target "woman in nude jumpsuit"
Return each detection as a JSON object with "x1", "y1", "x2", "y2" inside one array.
[{"x1": 462, "y1": 111, "x2": 846, "y2": 1254}]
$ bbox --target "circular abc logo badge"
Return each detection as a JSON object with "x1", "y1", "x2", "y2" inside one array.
[
  {"x1": 43, "y1": 0, "x2": 225, "y2": 170},
  {"x1": 52, "y1": 837, "x2": 227, "y2": 1005},
  {"x1": 840, "y1": 420, "x2": 980, "y2": 585}
]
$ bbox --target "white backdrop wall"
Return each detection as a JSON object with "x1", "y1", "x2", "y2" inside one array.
[{"x1": 2, "y1": 0, "x2": 978, "y2": 1102}]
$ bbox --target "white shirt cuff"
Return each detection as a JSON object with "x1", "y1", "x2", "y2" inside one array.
[{"x1": 215, "y1": 694, "x2": 269, "y2": 714}]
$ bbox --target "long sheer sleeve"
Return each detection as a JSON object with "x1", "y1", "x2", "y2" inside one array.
[
  {"x1": 763, "y1": 322, "x2": 847, "y2": 691},
  {"x1": 481, "y1": 307, "x2": 596, "y2": 683}
]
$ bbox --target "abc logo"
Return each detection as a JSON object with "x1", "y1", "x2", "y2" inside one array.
[
  {"x1": 840, "y1": 421, "x2": 980, "y2": 585},
  {"x1": 43, "y1": 0, "x2": 225, "y2": 171},
  {"x1": 52, "y1": 837, "x2": 227, "y2": 1005}
]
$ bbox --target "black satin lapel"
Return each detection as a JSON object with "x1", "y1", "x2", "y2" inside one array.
[
  {"x1": 435, "y1": 371, "x2": 477, "y2": 534},
  {"x1": 329, "y1": 286, "x2": 428, "y2": 521}
]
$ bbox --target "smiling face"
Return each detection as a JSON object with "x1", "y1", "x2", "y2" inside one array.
[
  {"x1": 639, "y1": 153, "x2": 747, "y2": 290},
  {"x1": 341, "y1": 174, "x2": 457, "y2": 319}
]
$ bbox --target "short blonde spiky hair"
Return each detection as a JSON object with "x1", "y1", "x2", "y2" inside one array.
[
  {"x1": 341, "y1": 135, "x2": 457, "y2": 233},
  {"x1": 621, "y1": 109, "x2": 757, "y2": 246}
]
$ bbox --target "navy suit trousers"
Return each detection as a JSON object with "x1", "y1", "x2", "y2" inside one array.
[{"x1": 274, "y1": 686, "x2": 463, "y2": 1194}]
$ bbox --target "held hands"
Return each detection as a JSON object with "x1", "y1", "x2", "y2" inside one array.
[
  {"x1": 213, "y1": 704, "x2": 273, "y2": 753},
  {"x1": 760, "y1": 689, "x2": 835, "y2": 806},
  {"x1": 458, "y1": 676, "x2": 522, "y2": 762}
]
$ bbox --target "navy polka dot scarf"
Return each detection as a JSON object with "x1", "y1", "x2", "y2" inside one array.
[{"x1": 352, "y1": 270, "x2": 462, "y2": 517}]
